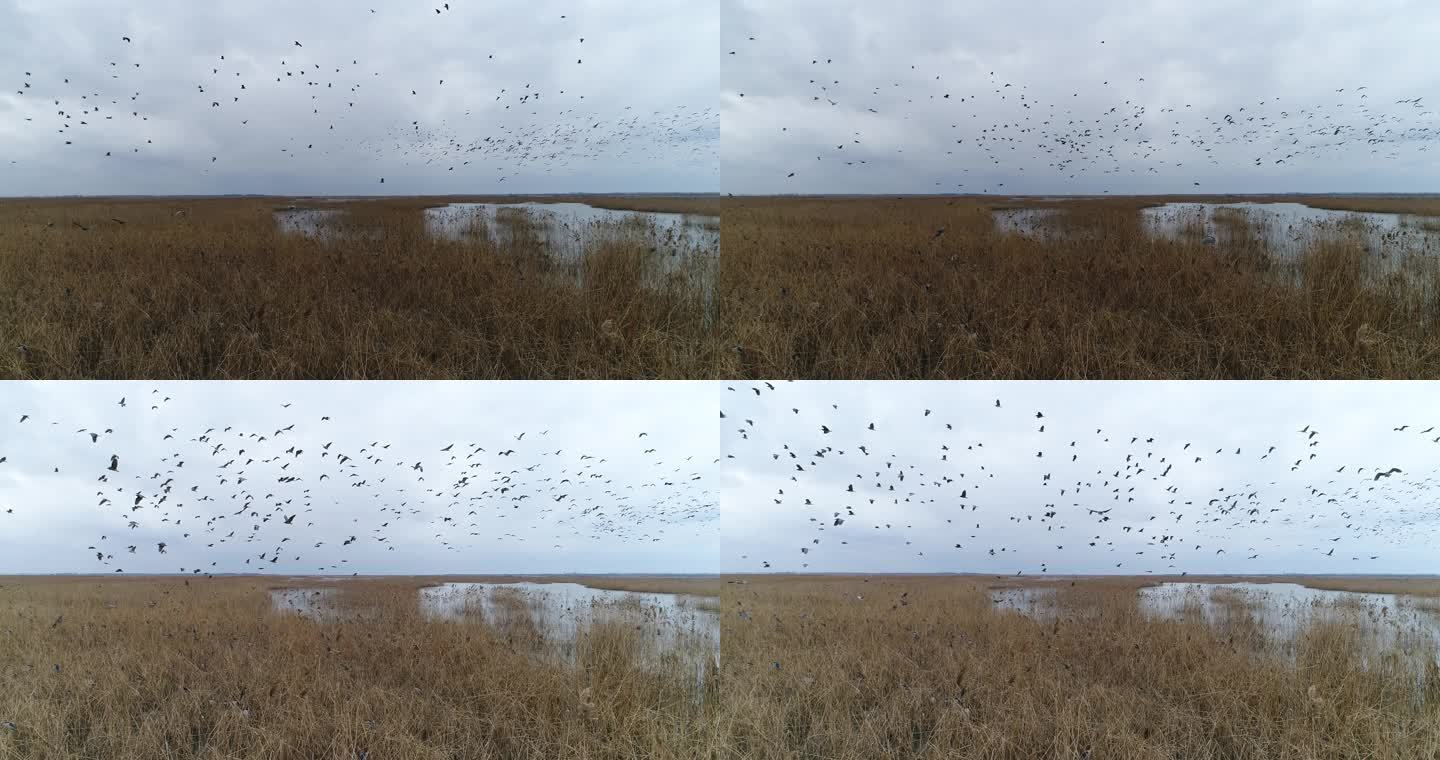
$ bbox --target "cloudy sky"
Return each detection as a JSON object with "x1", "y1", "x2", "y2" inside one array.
[
  {"x1": 0, "y1": 381, "x2": 718, "y2": 575},
  {"x1": 721, "y1": 381, "x2": 1440, "y2": 575},
  {"x1": 0, "y1": 0, "x2": 717, "y2": 195},
  {"x1": 722, "y1": 0, "x2": 1440, "y2": 195}
]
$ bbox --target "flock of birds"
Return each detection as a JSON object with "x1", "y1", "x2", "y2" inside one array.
[
  {"x1": 722, "y1": 383, "x2": 1440, "y2": 573},
  {"x1": 3, "y1": 2, "x2": 716, "y2": 186},
  {"x1": 7, "y1": 6, "x2": 1435, "y2": 193},
  {"x1": 4, "y1": 383, "x2": 1439, "y2": 577},
  {"x1": 724, "y1": 25, "x2": 1437, "y2": 192},
  {"x1": 0, "y1": 390, "x2": 716, "y2": 574}
]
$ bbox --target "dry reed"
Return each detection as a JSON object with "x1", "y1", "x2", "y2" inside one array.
[
  {"x1": 721, "y1": 197, "x2": 1440, "y2": 379},
  {"x1": 0, "y1": 577, "x2": 719, "y2": 759},
  {"x1": 0, "y1": 197, "x2": 722, "y2": 379},
  {"x1": 718, "y1": 575, "x2": 1440, "y2": 759}
]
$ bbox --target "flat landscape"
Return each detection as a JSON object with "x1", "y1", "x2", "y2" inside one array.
[
  {"x1": 1, "y1": 0, "x2": 721, "y2": 381},
  {"x1": 722, "y1": 0, "x2": 1439, "y2": 382},
  {"x1": 0, "y1": 381, "x2": 723, "y2": 759},
  {"x1": 719, "y1": 574, "x2": 1440, "y2": 760},
  {"x1": 722, "y1": 195, "x2": 1440, "y2": 379},
  {"x1": 720, "y1": 381, "x2": 1440, "y2": 759},
  {"x1": 0, "y1": 195, "x2": 722, "y2": 379},
  {"x1": 0, "y1": 575, "x2": 721, "y2": 759}
]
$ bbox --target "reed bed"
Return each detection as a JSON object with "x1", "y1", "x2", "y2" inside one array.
[
  {"x1": 718, "y1": 575, "x2": 1440, "y2": 759},
  {"x1": 0, "y1": 577, "x2": 718, "y2": 759},
  {"x1": 1288, "y1": 197, "x2": 1440, "y2": 217},
  {"x1": 0, "y1": 197, "x2": 722, "y2": 379},
  {"x1": 721, "y1": 197, "x2": 1440, "y2": 379}
]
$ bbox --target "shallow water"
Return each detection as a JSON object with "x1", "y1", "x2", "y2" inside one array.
[
  {"x1": 274, "y1": 202, "x2": 719, "y2": 257},
  {"x1": 269, "y1": 587, "x2": 341, "y2": 621},
  {"x1": 991, "y1": 582, "x2": 1440, "y2": 672},
  {"x1": 993, "y1": 202, "x2": 1440, "y2": 258},
  {"x1": 992, "y1": 208, "x2": 1067, "y2": 240},
  {"x1": 989, "y1": 587, "x2": 1059, "y2": 618},
  {"x1": 1142, "y1": 203, "x2": 1440, "y2": 258},
  {"x1": 422, "y1": 202, "x2": 720, "y2": 256},
  {"x1": 1139, "y1": 582, "x2": 1440, "y2": 657},
  {"x1": 269, "y1": 581, "x2": 719, "y2": 675},
  {"x1": 273, "y1": 202, "x2": 719, "y2": 305},
  {"x1": 422, "y1": 582, "x2": 718, "y2": 661},
  {"x1": 274, "y1": 208, "x2": 344, "y2": 237}
]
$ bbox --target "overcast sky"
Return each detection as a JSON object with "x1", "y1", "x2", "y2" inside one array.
[
  {"x1": 722, "y1": 382, "x2": 1440, "y2": 575},
  {"x1": 722, "y1": 0, "x2": 1440, "y2": 195},
  {"x1": 0, "y1": 0, "x2": 717, "y2": 196},
  {"x1": 0, "y1": 381, "x2": 718, "y2": 575}
]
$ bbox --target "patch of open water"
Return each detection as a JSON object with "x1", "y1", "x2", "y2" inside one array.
[
  {"x1": 269, "y1": 581, "x2": 719, "y2": 679},
  {"x1": 993, "y1": 202, "x2": 1440, "y2": 258},
  {"x1": 990, "y1": 582, "x2": 1440, "y2": 674},
  {"x1": 1141, "y1": 203, "x2": 1440, "y2": 258},
  {"x1": 274, "y1": 202, "x2": 719, "y2": 258}
]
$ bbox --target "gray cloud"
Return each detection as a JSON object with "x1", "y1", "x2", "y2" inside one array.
[
  {"x1": 722, "y1": 0, "x2": 1440, "y2": 194},
  {"x1": 0, "y1": 381, "x2": 718, "y2": 575},
  {"x1": 1, "y1": 0, "x2": 717, "y2": 195},
  {"x1": 721, "y1": 381, "x2": 1440, "y2": 575}
]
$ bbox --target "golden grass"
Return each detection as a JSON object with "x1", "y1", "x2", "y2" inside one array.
[
  {"x1": 718, "y1": 575, "x2": 1440, "y2": 759},
  {"x1": 1273, "y1": 576, "x2": 1440, "y2": 598},
  {"x1": 0, "y1": 197, "x2": 722, "y2": 379},
  {"x1": 721, "y1": 197, "x2": 1440, "y2": 379},
  {"x1": 565, "y1": 577, "x2": 724, "y2": 597},
  {"x1": 0, "y1": 577, "x2": 719, "y2": 759},
  {"x1": 1285, "y1": 197, "x2": 1440, "y2": 217}
]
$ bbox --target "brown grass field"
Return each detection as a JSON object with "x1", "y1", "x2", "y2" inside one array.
[
  {"x1": 0, "y1": 575, "x2": 720, "y2": 759},
  {"x1": 719, "y1": 574, "x2": 1440, "y2": 759},
  {"x1": 721, "y1": 196, "x2": 1440, "y2": 379},
  {"x1": 0, "y1": 195, "x2": 721, "y2": 380}
]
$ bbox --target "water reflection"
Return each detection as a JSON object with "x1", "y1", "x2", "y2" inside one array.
[
  {"x1": 1139, "y1": 582, "x2": 1440, "y2": 662},
  {"x1": 421, "y1": 582, "x2": 718, "y2": 666},
  {"x1": 269, "y1": 587, "x2": 340, "y2": 621},
  {"x1": 989, "y1": 587, "x2": 1058, "y2": 618},
  {"x1": 1141, "y1": 203, "x2": 1440, "y2": 258},
  {"x1": 990, "y1": 581, "x2": 1440, "y2": 673},
  {"x1": 422, "y1": 203, "x2": 719, "y2": 257},
  {"x1": 269, "y1": 581, "x2": 719, "y2": 676},
  {"x1": 274, "y1": 208, "x2": 344, "y2": 237},
  {"x1": 273, "y1": 202, "x2": 720, "y2": 260},
  {"x1": 273, "y1": 202, "x2": 719, "y2": 306},
  {"x1": 992, "y1": 202, "x2": 1440, "y2": 259},
  {"x1": 992, "y1": 208, "x2": 1065, "y2": 241}
]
